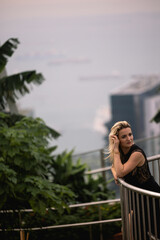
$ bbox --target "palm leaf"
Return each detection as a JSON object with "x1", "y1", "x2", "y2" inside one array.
[
  {"x1": 0, "y1": 38, "x2": 19, "y2": 73},
  {"x1": 0, "y1": 71, "x2": 45, "y2": 109}
]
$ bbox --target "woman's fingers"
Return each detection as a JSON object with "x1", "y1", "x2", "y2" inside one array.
[
  {"x1": 111, "y1": 135, "x2": 117, "y2": 142},
  {"x1": 115, "y1": 178, "x2": 119, "y2": 185}
]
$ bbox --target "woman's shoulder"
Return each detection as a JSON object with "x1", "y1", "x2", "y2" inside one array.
[{"x1": 130, "y1": 144, "x2": 146, "y2": 158}]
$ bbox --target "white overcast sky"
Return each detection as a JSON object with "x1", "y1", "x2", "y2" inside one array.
[
  {"x1": 1, "y1": 0, "x2": 160, "y2": 20},
  {"x1": 1, "y1": 0, "x2": 160, "y2": 153}
]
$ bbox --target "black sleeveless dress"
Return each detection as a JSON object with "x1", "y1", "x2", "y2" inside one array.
[
  {"x1": 120, "y1": 144, "x2": 160, "y2": 239},
  {"x1": 120, "y1": 144, "x2": 160, "y2": 192}
]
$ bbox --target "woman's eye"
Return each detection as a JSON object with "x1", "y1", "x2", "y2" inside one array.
[{"x1": 122, "y1": 135, "x2": 126, "y2": 139}]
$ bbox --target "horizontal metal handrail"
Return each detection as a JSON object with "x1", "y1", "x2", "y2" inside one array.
[
  {"x1": 0, "y1": 218, "x2": 122, "y2": 232},
  {"x1": 0, "y1": 199, "x2": 121, "y2": 232},
  {"x1": 118, "y1": 178, "x2": 160, "y2": 198},
  {"x1": 85, "y1": 166, "x2": 111, "y2": 174},
  {"x1": 147, "y1": 154, "x2": 160, "y2": 162},
  {"x1": 0, "y1": 198, "x2": 120, "y2": 213},
  {"x1": 85, "y1": 154, "x2": 160, "y2": 175}
]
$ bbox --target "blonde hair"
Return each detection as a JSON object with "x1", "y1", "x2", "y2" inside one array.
[{"x1": 107, "y1": 121, "x2": 131, "y2": 163}]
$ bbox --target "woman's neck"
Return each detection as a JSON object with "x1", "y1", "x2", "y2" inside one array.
[{"x1": 120, "y1": 144, "x2": 133, "y2": 155}]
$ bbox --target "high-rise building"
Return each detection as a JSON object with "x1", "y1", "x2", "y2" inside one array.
[{"x1": 105, "y1": 75, "x2": 160, "y2": 140}]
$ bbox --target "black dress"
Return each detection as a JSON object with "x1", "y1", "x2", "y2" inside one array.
[
  {"x1": 120, "y1": 144, "x2": 160, "y2": 192},
  {"x1": 120, "y1": 144, "x2": 160, "y2": 239}
]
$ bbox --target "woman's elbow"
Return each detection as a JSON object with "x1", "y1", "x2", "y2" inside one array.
[{"x1": 116, "y1": 171, "x2": 125, "y2": 178}]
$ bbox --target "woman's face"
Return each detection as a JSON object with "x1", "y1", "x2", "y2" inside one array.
[{"x1": 118, "y1": 127, "x2": 134, "y2": 149}]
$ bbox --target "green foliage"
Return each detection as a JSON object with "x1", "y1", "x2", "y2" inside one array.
[
  {"x1": 0, "y1": 112, "x2": 74, "y2": 214},
  {"x1": 0, "y1": 37, "x2": 72, "y2": 217},
  {"x1": 0, "y1": 38, "x2": 121, "y2": 239},
  {"x1": 0, "y1": 121, "x2": 120, "y2": 238},
  {"x1": 0, "y1": 38, "x2": 45, "y2": 110},
  {"x1": 0, "y1": 112, "x2": 60, "y2": 139},
  {"x1": 48, "y1": 150, "x2": 114, "y2": 202},
  {"x1": 0, "y1": 71, "x2": 45, "y2": 109},
  {"x1": 0, "y1": 38, "x2": 19, "y2": 73}
]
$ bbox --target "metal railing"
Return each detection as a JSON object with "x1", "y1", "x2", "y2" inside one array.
[
  {"x1": 118, "y1": 154, "x2": 160, "y2": 240},
  {"x1": 1, "y1": 140, "x2": 160, "y2": 240},
  {"x1": 0, "y1": 199, "x2": 121, "y2": 240},
  {"x1": 0, "y1": 199, "x2": 121, "y2": 232},
  {"x1": 0, "y1": 164, "x2": 121, "y2": 240}
]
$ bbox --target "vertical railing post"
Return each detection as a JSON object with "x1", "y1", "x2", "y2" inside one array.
[
  {"x1": 89, "y1": 225, "x2": 93, "y2": 240},
  {"x1": 132, "y1": 191, "x2": 137, "y2": 240},
  {"x1": 152, "y1": 198, "x2": 158, "y2": 239},
  {"x1": 141, "y1": 195, "x2": 147, "y2": 240},
  {"x1": 124, "y1": 188, "x2": 130, "y2": 239},
  {"x1": 98, "y1": 205, "x2": 103, "y2": 240},
  {"x1": 158, "y1": 159, "x2": 160, "y2": 185},
  {"x1": 136, "y1": 192, "x2": 142, "y2": 240},
  {"x1": 128, "y1": 190, "x2": 134, "y2": 240},
  {"x1": 146, "y1": 196, "x2": 152, "y2": 239},
  {"x1": 120, "y1": 184, "x2": 126, "y2": 240},
  {"x1": 100, "y1": 149, "x2": 106, "y2": 181}
]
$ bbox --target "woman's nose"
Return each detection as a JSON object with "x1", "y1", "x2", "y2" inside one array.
[{"x1": 127, "y1": 135, "x2": 130, "y2": 140}]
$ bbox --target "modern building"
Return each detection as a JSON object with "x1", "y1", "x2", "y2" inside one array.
[{"x1": 105, "y1": 75, "x2": 160, "y2": 141}]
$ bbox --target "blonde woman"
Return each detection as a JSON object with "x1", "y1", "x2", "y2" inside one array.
[
  {"x1": 108, "y1": 121, "x2": 160, "y2": 238},
  {"x1": 109, "y1": 121, "x2": 160, "y2": 192}
]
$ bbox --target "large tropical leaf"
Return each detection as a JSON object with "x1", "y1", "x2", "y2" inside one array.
[
  {"x1": 0, "y1": 71, "x2": 44, "y2": 109},
  {"x1": 0, "y1": 38, "x2": 19, "y2": 73}
]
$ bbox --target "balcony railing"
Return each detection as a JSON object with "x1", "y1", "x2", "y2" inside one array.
[{"x1": 118, "y1": 154, "x2": 160, "y2": 240}]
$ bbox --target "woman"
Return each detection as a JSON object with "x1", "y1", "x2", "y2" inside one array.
[{"x1": 108, "y1": 121, "x2": 160, "y2": 239}]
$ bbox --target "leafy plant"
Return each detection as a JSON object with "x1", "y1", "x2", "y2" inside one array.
[
  {"x1": 0, "y1": 112, "x2": 74, "y2": 215},
  {"x1": 1, "y1": 147, "x2": 121, "y2": 239},
  {"x1": 48, "y1": 150, "x2": 114, "y2": 203},
  {"x1": 0, "y1": 38, "x2": 44, "y2": 110},
  {"x1": 0, "y1": 38, "x2": 19, "y2": 73},
  {"x1": 0, "y1": 38, "x2": 121, "y2": 240},
  {"x1": 0, "y1": 38, "x2": 76, "y2": 215}
]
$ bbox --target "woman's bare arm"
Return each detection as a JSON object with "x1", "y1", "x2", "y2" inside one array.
[
  {"x1": 111, "y1": 134, "x2": 145, "y2": 178},
  {"x1": 111, "y1": 164, "x2": 119, "y2": 184},
  {"x1": 113, "y1": 151, "x2": 145, "y2": 178}
]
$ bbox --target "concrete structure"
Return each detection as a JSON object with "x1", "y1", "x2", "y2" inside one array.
[{"x1": 105, "y1": 75, "x2": 160, "y2": 141}]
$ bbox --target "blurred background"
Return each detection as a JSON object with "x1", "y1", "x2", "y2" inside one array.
[{"x1": 1, "y1": 0, "x2": 160, "y2": 154}]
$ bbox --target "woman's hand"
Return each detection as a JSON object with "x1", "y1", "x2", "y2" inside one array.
[
  {"x1": 114, "y1": 173, "x2": 119, "y2": 185},
  {"x1": 111, "y1": 134, "x2": 120, "y2": 154}
]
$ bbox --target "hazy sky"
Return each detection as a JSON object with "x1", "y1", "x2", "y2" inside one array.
[
  {"x1": 1, "y1": 0, "x2": 160, "y2": 19},
  {"x1": 1, "y1": 0, "x2": 160, "y2": 153}
]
